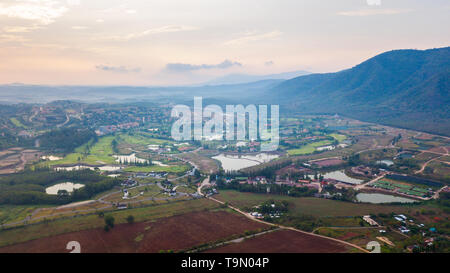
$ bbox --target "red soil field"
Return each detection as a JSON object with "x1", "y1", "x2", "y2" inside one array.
[
  {"x1": 204, "y1": 229, "x2": 352, "y2": 253},
  {"x1": 427, "y1": 146, "x2": 448, "y2": 154},
  {"x1": 0, "y1": 211, "x2": 268, "y2": 253},
  {"x1": 313, "y1": 159, "x2": 345, "y2": 167}
]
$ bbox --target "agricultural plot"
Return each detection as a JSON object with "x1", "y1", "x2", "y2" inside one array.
[
  {"x1": 205, "y1": 229, "x2": 353, "y2": 253},
  {"x1": 0, "y1": 210, "x2": 268, "y2": 253},
  {"x1": 0, "y1": 198, "x2": 220, "y2": 248},
  {"x1": 216, "y1": 190, "x2": 432, "y2": 218}
]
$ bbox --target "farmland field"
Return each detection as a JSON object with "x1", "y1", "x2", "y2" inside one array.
[
  {"x1": 0, "y1": 210, "x2": 268, "y2": 253},
  {"x1": 0, "y1": 198, "x2": 219, "y2": 248},
  {"x1": 216, "y1": 190, "x2": 435, "y2": 217},
  {"x1": 205, "y1": 229, "x2": 354, "y2": 253}
]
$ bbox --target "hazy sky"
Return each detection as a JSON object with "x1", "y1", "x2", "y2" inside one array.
[{"x1": 0, "y1": 0, "x2": 449, "y2": 85}]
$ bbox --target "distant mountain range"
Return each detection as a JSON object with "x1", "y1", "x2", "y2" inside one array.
[
  {"x1": 202, "y1": 70, "x2": 310, "y2": 85},
  {"x1": 269, "y1": 47, "x2": 450, "y2": 136},
  {"x1": 0, "y1": 47, "x2": 448, "y2": 135}
]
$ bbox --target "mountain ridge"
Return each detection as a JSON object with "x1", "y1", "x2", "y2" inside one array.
[{"x1": 269, "y1": 47, "x2": 450, "y2": 135}]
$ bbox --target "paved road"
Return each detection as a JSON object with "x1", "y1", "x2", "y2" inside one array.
[{"x1": 415, "y1": 148, "x2": 448, "y2": 174}]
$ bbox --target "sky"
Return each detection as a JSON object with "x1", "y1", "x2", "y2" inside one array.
[{"x1": 0, "y1": 0, "x2": 449, "y2": 86}]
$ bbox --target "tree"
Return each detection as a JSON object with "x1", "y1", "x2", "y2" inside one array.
[
  {"x1": 126, "y1": 215, "x2": 135, "y2": 224},
  {"x1": 104, "y1": 215, "x2": 115, "y2": 229}
]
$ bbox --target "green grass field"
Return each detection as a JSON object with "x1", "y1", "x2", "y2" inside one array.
[
  {"x1": 124, "y1": 164, "x2": 190, "y2": 173},
  {"x1": 0, "y1": 205, "x2": 46, "y2": 225},
  {"x1": 42, "y1": 136, "x2": 117, "y2": 166},
  {"x1": 119, "y1": 133, "x2": 174, "y2": 146},
  {"x1": 216, "y1": 190, "x2": 432, "y2": 218},
  {"x1": 9, "y1": 118, "x2": 27, "y2": 129},
  {"x1": 287, "y1": 140, "x2": 333, "y2": 155},
  {"x1": 329, "y1": 134, "x2": 347, "y2": 142}
]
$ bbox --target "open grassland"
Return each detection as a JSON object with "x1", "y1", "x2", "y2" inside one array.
[
  {"x1": 216, "y1": 190, "x2": 436, "y2": 218},
  {"x1": 118, "y1": 133, "x2": 174, "y2": 147},
  {"x1": 124, "y1": 164, "x2": 190, "y2": 173},
  {"x1": 0, "y1": 198, "x2": 219, "y2": 248},
  {"x1": 287, "y1": 140, "x2": 333, "y2": 156},
  {"x1": 0, "y1": 205, "x2": 46, "y2": 225},
  {"x1": 178, "y1": 152, "x2": 219, "y2": 174},
  {"x1": 329, "y1": 133, "x2": 347, "y2": 142},
  {"x1": 10, "y1": 118, "x2": 28, "y2": 129},
  {"x1": 40, "y1": 136, "x2": 117, "y2": 166}
]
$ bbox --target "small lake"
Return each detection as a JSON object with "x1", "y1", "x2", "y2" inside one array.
[
  {"x1": 213, "y1": 153, "x2": 279, "y2": 172},
  {"x1": 376, "y1": 159, "x2": 394, "y2": 166},
  {"x1": 41, "y1": 155, "x2": 62, "y2": 161},
  {"x1": 309, "y1": 170, "x2": 364, "y2": 185},
  {"x1": 46, "y1": 182, "x2": 85, "y2": 195},
  {"x1": 397, "y1": 153, "x2": 413, "y2": 159},
  {"x1": 356, "y1": 193, "x2": 416, "y2": 204}
]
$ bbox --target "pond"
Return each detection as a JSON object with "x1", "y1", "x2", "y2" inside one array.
[
  {"x1": 309, "y1": 170, "x2": 364, "y2": 185},
  {"x1": 46, "y1": 182, "x2": 85, "y2": 195},
  {"x1": 212, "y1": 153, "x2": 279, "y2": 172},
  {"x1": 41, "y1": 155, "x2": 62, "y2": 161},
  {"x1": 376, "y1": 159, "x2": 394, "y2": 167},
  {"x1": 356, "y1": 193, "x2": 416, "y2": 204}
]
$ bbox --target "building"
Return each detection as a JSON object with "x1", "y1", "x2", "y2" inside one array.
[{"x1": 363, "y1": 215, "x2": 379, "y2": 226}]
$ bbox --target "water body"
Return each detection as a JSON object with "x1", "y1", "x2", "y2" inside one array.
[
  {"x1": 309, "y1": 170, "x2": 364, "y2": 185},
  {"x1": 376, "y1": 159, "x2": 394, "y2": 167},
  {"x1": 213, "y1": 153, "x2": 279, "y2": 172},
  {"x1": 46, "y1": 182, "x2": 85, "y2": 195},
  {"x1": 356, "y1": 193, "x2": 416, "y2": 204},
  {"x1": 41, "y1": 155, "x2": 62, "y2": 161}
]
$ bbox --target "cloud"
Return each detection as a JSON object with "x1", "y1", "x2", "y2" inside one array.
[
  {"x1": 71, "y1": 26, "x2": 88, "y2": 30},
  {"x1": 0, "y1": 34, "x2": 29, "y2": 43},
  {"x1": 0, "y1": 0, "x2": 69, "y2": 25},
  {"x1": 2, "y1": 24, "x2": 41, "y2": 33},
  {"x1": 95, "y1": 65, "x2": 141, "y2": 73},
  {"x1": 265, "y1": 61, "x2": 274, "y2": 66},
  {"x1": 337, "y1": 8, "x2": 412, "y2": 16},
  {"x1": 100, "y1": 25, "x2": 197, "y2": 41},
  {"x1": 224, "y1": 31, "x2": 282, "y2": 46},
  {"x1": 165, "y1": 60, "x2": 242, "y2": 72}
]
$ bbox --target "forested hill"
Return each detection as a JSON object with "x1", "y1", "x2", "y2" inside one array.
[{"x1": 270, "y1": 47, "x2": 450, "y2": 136}]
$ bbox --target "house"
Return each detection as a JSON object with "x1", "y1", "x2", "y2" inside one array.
[
  {"x1": 122, "y1": 189, "x2": 129, "y2": 199},
  {"x1": 399, "y1": 226, "x2": 410, "y2": 233},
  {"x1": 363, "y1": 215, "x2": 379, "y2": 226},
  {"x1": 117, "y1": 204, "x2": 128, "y2": 210},
  {"x1": 121, "y1": 178, "x2": 138, "y2": 187}
]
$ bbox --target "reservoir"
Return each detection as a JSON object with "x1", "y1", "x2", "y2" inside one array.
[
  {"x1": 213, "y1": 153, "x2": 279, "y2": 172},
  {"x1": 356, "y1": 193, "x2": 416, "y2": 204},
  {"x1": 46, "y1": 182, "x2": 85, "y2": 195}
]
